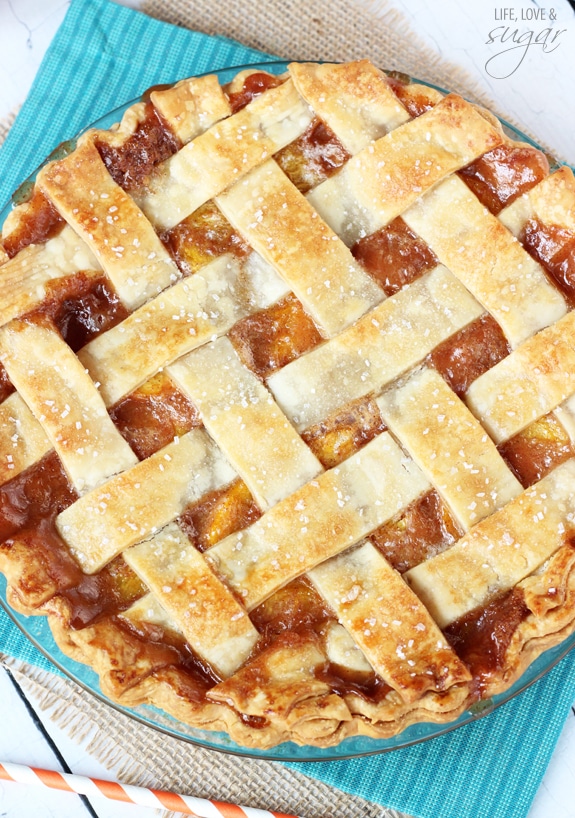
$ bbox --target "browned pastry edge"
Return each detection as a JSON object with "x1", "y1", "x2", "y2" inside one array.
[
  {"x1": 0, "y1": 68, "x2": 573, "y2": 750},
  {"x1": 1, "y1": 546, "x2": 573, "y2": 749}
]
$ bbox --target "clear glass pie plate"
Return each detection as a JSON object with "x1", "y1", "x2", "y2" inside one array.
[{"x1": 0, "y1": 61, "x2": 574, "y2": 762}]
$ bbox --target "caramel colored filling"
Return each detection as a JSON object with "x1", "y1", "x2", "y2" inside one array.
[
  {"x1": 274, "y1": 117, "x2": 351, "y2": 194},
  {"x1": 522, "y1": 219, "x2": 575, "y2": 306},
  {"x1": 179, "y1": 479, "x2": 261, "y2": 553},
  {"x1": 444, "y1": 588, "x2": 530, "y2": 694},
  {"x1": 370, "y1": 490, "x2": 461, "y2": 574},
  {"x1": 161, "y1": 201, "x2": 251, "y2": 276},
  {"x1": 429, "y1": 314, "x2": 511, "y2": 397},
  {"x1": 95, "y1": 102, "x2": 180, "y2": 191},
  {"x1": 2, "y1": 188, "x2": 64, "y2": 258},
  {"x1": 352, "y1": 217, "x2": 438, "y2": 296},
  {"x1": 499, "y1": 413, "x2": 574, "y2": 488},
  {"x1": 0, "y1": 364, "x2": 14, "y2": 404},
  {"x1": 459, "y1": 144, "x2": 549, "y2": 214},
  {"x1": 0, "y1": 453, "x2": 79, "y2": 608},
  {"x1": 32, "y1": 273, "x2": 130, "y2": 352},
  {"x1": 60, "y1": 556, "x2": 147, "y2": 629},
  {"x1": 110, "y1": 372, "x2": 201, "y2": 460},
  {"x1": 386, "y1": 76, "x2": 438, "y2": 117},
  {"x1": 227, "y1": 72, "x2": 285, "y2": 114},
  {"x1": 0, "y1": 452, "x2": 77, "y2": 545},
  {"x1": 0, "y1": 70, "x2": 572, "y2": 714},
  {"x1": 229, "y1": 294, "x2": 323, "y2": 381},
  {"x1": 302, "y1": 398, "x2": 386, "y2": 470}
]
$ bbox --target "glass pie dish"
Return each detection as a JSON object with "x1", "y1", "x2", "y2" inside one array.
[
  {"x1": 2, "y1": 572, "x2": 575, "y2": 760},
  {"x1": 1, "y1": 60, "x2": 575, "y2": 761}
]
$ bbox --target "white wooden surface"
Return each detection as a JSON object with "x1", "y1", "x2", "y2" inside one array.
[
  {"x1": 0, "y1": 664, "x2": 163, "y2": 817},
  {"x1": 0, "y1": 1, "x2": 574, "y2": 817},
  {"x1": 390, "y1": 0, "x2": 575, "y2": 165}
]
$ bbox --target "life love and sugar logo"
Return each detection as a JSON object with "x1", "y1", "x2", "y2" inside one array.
[{"x1": 485, "y1": 5, "x2": 569, "y2": 78}]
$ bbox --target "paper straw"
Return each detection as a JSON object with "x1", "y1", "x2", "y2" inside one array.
[{"x1": 0, "y1": 761, "x2": 305, "y2": 817}]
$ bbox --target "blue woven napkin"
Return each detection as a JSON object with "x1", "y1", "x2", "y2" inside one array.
[{"x1": 1, "y1": 2, "x2": 574, "y2": 817}]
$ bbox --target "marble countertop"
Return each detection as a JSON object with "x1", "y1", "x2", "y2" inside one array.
[{"x1": 0, "y1": 1, "x2": 574, "y2": 817}]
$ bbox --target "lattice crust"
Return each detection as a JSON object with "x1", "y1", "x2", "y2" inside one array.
[{"x1": 1, "y1": 60, "x2": 575, "y2": 750}]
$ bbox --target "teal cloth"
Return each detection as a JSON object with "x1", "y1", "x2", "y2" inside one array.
[{"x1": 0, "y1": 2, "x2": 574, "y2": 817}]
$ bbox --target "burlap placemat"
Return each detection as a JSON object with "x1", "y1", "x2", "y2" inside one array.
[
  {"x1": 142, "y1": 0, "x2": 485, "y2": 96},
  {"x1": 142, "y1": 0, "x2": 525, "y2": 138},
  {"x1": 1, "y1": 655, "x2": 404, "y2": 818},
  {"x1": 0, "y1": 108, "x2": 19, "y2": 148}
]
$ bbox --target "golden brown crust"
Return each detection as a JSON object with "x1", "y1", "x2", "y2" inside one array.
[
  {"x1": 168, "y1": 336, "x2": 322, "y2": 509},
  {"x1": 2, "y1": 533, "x2": 574, "y2": 747},
  {"x1": 268, "y1": 266, "x2": 483, "y2": 431},
  {"x1": 38, "y1": 138, "x2": 181, "y2": 310},
  {"x1": 216, "y1": 158, "x2": 383, "y2": 337},
  {"x1": 125, "y1": 523, "x2": 260, "y2": 678},
  {"x1": 308, "y1": 541, "x2": 472, "y2": 702},
  {"x1": 56, "y1": 429, "x2": 235, "y2": 573},
  {"x1": 208, "y1": 432, "x2": 429, "y2": 611},
  {"x1": 0, "y1": 61, "x2": 574, "y2": 752},
  {"x1": 38, "y1": 594, "x2": 476, "y2": 748},
  {"x1": 150, "y1": 75, "x2": 232, "y2": 145},
  {"x1": 289, "y1": 61, "x2": 410, "y2": 154},
  {"x1": 306, "y1": 94, "x2": 504, "y2": 247},
  {"x1": 0, "y1": 228, "x2": 101, "y2": 326},
  {"x1": 466, "y1": 310, "x2": 575, "y2": 443},
  {"x1": 402, "y1": 174, "x2": 567, "y2": 347},
  {"x1": 377, "y1": 368, "x2": 522, "y2": 531}
]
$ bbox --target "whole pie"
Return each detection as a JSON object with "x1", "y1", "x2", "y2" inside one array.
[{"x1": 1, "y1": 60, "x2": 575, "y2": 749}]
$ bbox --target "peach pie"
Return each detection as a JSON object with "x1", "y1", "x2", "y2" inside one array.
[{"x1": 1, "y1": 61, "x2": 575, "y2": 748}]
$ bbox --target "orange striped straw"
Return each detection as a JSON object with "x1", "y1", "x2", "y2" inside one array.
[{"x1": 0, "y1": 761, "x2": 304, "y2": 817}]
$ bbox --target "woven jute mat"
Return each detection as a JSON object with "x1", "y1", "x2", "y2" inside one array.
[
  {"x1": 142, "y1": 0, "x2": 518, "y2": 129},
  {"x1": 0, "y1": 2, "x2": 501, "y2": 815},
  {"x1": 0, "y1": 108, "x2": 19, "y2": 147},
  {"x1": 1, "y1": 656, "x2": 406, "y2": 818}
]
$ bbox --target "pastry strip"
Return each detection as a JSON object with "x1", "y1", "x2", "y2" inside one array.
[
  {"x1": 465, "y1": 310, "x2": 575, "y2": 443},
  {"x1": 289, "y1": 61, "x2": 409, "y2": 154},
  {"x1": 376, "y1": 368, "x2": 522, "y2": 530},
  {"x1": 56, "y1": 429, "x2": 236, "y2": 573},
  {"x1": 216, "y1": 159, "x2": 384, "y2": 336},
  {"x1": 79, "y1": 253, "x2": 290, "y2": 406},
  {"x1": 38, "y1": 139, "x2": 180, "y2": 310},
  {"x1": 553, "y1": 395, "x2": 575, "y2": 443},
  {"x1": 207, "y1": 432, "x2": 430, "y2": 610},
  {"x1": 309, "y1": 541, "x2": 471, "y2": 702},
  {"x1": 306, "y1": 94, "x2": 503, "y2": 246},
  {"x1": 324, "y1": 622, "x2": 373, "y2": 673},
  {"x1": 125, "y1": 523, "x2": 259, "y2": 678},
  {"x1": 405, "y1": 459, "x2": 575, "y2": 627},
  {"x1": 121, "y1": 593, "x2": 180, "y2": 633},
  {"x1": 140, "y1": 78, "x2": 314, "y2": 231},
  {"x1": 268, "y1": 266, "x2": 483, "y2": 431},
  {"x1": 207, "y1": 637, "x2": 341, "y2": 725},
  {"x1": 0, "y1": 393, "x2": 51, "y2": 487},
  {"x1": 0, "y1": 227, "x2": 101, "y2": 328},
  {"x1": 402, "y1": 174, "x2": 567, "y2": 346},
  {"x1": 0, "y1": 319, "x2": 138, "y2": 492},
  {"x1": 150, "y1": 75, "x2": 232, "y2": 145},
  {"x1": 168, "y1": 337, "x2": 322, "y2": 509},
  {"x1": 499, "y1": 166, "x2": 575, "y2": 237}
]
